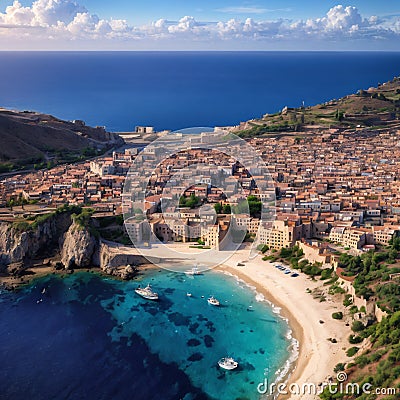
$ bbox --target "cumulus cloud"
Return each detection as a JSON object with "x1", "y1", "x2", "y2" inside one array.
[
  {"x1": 0, "y1": 1, "x2": 399, "y2": 47},
  {"x1": 0, "y1": 0, "x2": 129, "y2": 39}
]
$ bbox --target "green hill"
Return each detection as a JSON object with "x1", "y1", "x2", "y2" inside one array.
[
  {"x1": 0, "y1": 109, "x2": 123, "y2": 172},
  {"x1": 238, "y1": 76, "x2": 400, "y2": 138}
]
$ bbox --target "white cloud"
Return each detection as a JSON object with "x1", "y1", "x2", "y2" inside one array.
[
  {"x1": 0, "y1": 0, "x2": 128, "y2": 39},
  {"x1": 216, "y1": 6, "x2": 292, "y2": 15},
  {"x1": 217, "y1": 7, "x2": 269, "y2": 15},
  {"x1": 0, "y1": 2, "x2": 399, "y2": 48},
  {"x1": 324, "y1": 5, "x2": 362, "y2": 30},
  {"x1": 168, "y1": 16, "x2": 198, "y2": 34},
  {"x1": 32, "y1": 0, "x2": 86, "y2": 26}
]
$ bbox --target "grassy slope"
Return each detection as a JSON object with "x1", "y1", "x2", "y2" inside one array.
[
  {"x1": 238, "y1": 77, "x2": 400, "y2": 138},
  {"x1": 0, "y1": 109, "x2": 122, "y2": 171}
]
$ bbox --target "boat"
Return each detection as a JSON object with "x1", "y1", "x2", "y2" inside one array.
[
  {"x1": 207, "y1": 296, "x2": 220, "y2": 306},
  {"x1": 218, "y1": 357, "x2": 238, "y2": 370},
  {"x1": 185, "y1": 266, "x2": 202, "y2": 276},
  {"x1": 135, "y1": 284, "x2": 159, "y2": 301},
  {"x1": 186, "y1": 292, "x2": 192, "y2": 297}
]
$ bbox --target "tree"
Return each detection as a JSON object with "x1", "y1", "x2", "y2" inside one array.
[
  {"x1": 352, "y1": 320, "x2": 365, "y2": 332},
  {"x1": 214, "y1": 203, "x2": 222, "y2": 214},
  {"x1": 223, "y1": 204, "x2": 231, "y2": 214},
  {"x1": 332, "y1": 312, "x2": 343, "y2": 320},
  {"x1": 186, "y1": 194, "x2": 199, "y2": 208}
]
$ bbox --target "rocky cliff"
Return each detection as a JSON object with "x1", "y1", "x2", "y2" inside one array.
[
  {"x1": 60, "y1": 222, "x2": 99, "y2": 269},
  {"x1": 0, "y1": 212, "x2": 140, "y2": 282},
  {"x1": 0, "y1": 212, "x2": 71, "y2": 269},
  {"x1": 0, "y1": 211, "x2": 100, "y2": 275}
]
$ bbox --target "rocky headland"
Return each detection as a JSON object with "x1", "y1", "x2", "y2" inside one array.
[{"x1": 0, "y1": 208, "x2": 144, "y2": 289}]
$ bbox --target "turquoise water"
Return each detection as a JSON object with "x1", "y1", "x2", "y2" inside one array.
[{"x1": 0, "y1": 270, "x2": 292, "y2": 400}]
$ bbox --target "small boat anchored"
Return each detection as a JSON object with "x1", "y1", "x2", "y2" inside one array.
[
  {"x1": 135, "y1": 284, "x2": 159, "y2": 301},
  {"x1": 207, "y1": 296, "x2": 220, "y2": 306},
  {"x1": 185, "y1": 266, "x2": 202, "y2": 276},
  {"x1": 218, "y1": 357, "x2": 238, "y2": 370}
]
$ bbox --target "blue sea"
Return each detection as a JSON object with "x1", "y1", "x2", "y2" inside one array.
[
  {"x1": 0, "y1": 270, "x2": 294, "y2": 400},
  {"x1": 0, "y1": 51, "x2": 400, "y2": 131}
]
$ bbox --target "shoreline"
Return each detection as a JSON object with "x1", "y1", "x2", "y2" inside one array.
[
  {"x1": 0, "y1": 249, "x2": 352, "y2": 400},
  {"x1": 0, "y1": 263, "x2": 158, "y2": 291},
  {"x1": 216, "y1": 265, "x2": 304, "y2": 395},
  {"x1": 217, "y1": 248, "x2": 353, "y2": 400}
]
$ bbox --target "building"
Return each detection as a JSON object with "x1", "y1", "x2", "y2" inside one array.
[
  {"x1": 329, "y1": 227, "x2": 368, "y2": 249},
  {"x1": 372, "y1": 226, "x2": 400, "y2": 246},
  {"x1": 258, "y1": 220, "x2": 304, "y2": 249}
]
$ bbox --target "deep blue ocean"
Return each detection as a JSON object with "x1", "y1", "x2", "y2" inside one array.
[
  {"x1": 0, "y1": 51, "x2": 399, "y2": 131},
  {"x1": 0, "y1": 270, "x2": 293, "y2": 400}
]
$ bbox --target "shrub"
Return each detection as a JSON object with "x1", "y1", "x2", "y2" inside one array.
[
  {"x1": 320, "y1": 268, "x2": 333, "y2": 280},
  {"x1": 352, "y1": 320, "x2": 366, "y2": 332},
  {"x1": 334, "y1": 363, "x2": 345, "y2": 373},
  {"x1": 343, "y1": 294, "x2": 353, "y2": 307},
  {"x1": 12, "y1": 221, "x2": 32, "y2": 232},
  {"x1": 349, "y1": 335, "x2": 363, "y2": 344},
  {"x1": 349, "y1": 305, "x2": 359, "y2": 314},
  {"x1": 346, "y1": 347, "x2": 359, "y2": 357},
  {"x1": 332, "y1": 312, "x2": 343, "y2": 320}
]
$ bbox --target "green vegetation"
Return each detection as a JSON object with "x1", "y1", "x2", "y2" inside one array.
[
  {"x1": 333, "y1": 363, "x2": 345, "y2": 373},
  {"x1": 332, "y1": 312, "x2": 343, "y2": 320},
  {"x1": 349, "y1": 335, "x2": 363, "y2": 344},
  {"x1": 0, "y1": 162, "x2": 15, "y2": 173},
  {"x1": 10, "y1": 204, "x2": 91, "y2": 234},
  {"x1": 214, "y1": 203, "x2": 232, "y2": 214},
  {"x1": 343, "y1": 294, "x2": 353, "y2": 307},
  {"x1": 337, "y1": 239, "x2": 400, "y2": 308},
  {"x1": 179, "y1": 193, "x2": 200, "y2": 209},
  {"x1": 321, "y1": 229, "x2": 400, "y2": 398},
  {"x1": 238, "y1": 77, "x2": 400, "y2": 141},
  {"x1": 257, "y1": 244, "x2": 269, "y2": 253},
  {"x1": 346, "y1": 347, "x2": 360, "y2": 357},
  {"x1": 232, "y1": 195, "x2": 262, "y2": 218},
  {"x1": 351, "y1": 320, "x2": 366, "y2": 333},
  {"x1": 321, "y1": 268, "x2": 334, "y2": 280},
  {"x1": 11, "y1": 221, "x2": 32, "y2": 232}
]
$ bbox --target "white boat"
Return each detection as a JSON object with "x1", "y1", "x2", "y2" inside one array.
[
  {"x1": 207, "y1": 296, "x2": 220, "y2": 306},
  {"x1": 218, "y1": 357, "x2": 238, "y2": 370},
  {"x1": 186, "y1": 292, "x2": 192, "y2": 297},
  {"x1": 185, "y1": 266, "x2": 201, "y2": 276},
  {"x1": 135, "y1": 284, "x2": 159, "y2": 301}
]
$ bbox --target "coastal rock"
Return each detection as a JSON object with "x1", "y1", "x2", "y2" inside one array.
[
  {"x1": 121, "y1": 265, "x2": 137, "y2": 280},
  {"x1": 60, "y1": 222, "x2": 99, "y2": 269},
  {"x1": 0, "y1": 212, "x2": 72, "y2": 268}
]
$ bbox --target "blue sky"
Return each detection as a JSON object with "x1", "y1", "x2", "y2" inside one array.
[
  {"x1": 73, "y1": 0, "x2": 400, "y2": 24},
  {"x1": 0, "y1": 0, "x2": 400, "y2": 50}
]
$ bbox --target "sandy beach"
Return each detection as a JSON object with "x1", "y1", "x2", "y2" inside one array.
[{"x1": 218, "y1": 247, "x2": 353, "y2": 399}]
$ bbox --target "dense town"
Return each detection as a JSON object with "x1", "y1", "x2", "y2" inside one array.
[{"x1": 2, "y1": 124, "x2": 400, "y2": 259}]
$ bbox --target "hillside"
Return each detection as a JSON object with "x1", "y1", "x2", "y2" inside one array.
[
  {"x1": 237, "y1": 76, "x2": 400, "y2": 137},
  {"x1": 0, "y1": 109, "x2": 124, "y2": 172}
]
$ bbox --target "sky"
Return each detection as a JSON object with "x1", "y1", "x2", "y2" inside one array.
[{"x1": 0, "y1": 0, "x2": 400, "y2": 50}]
